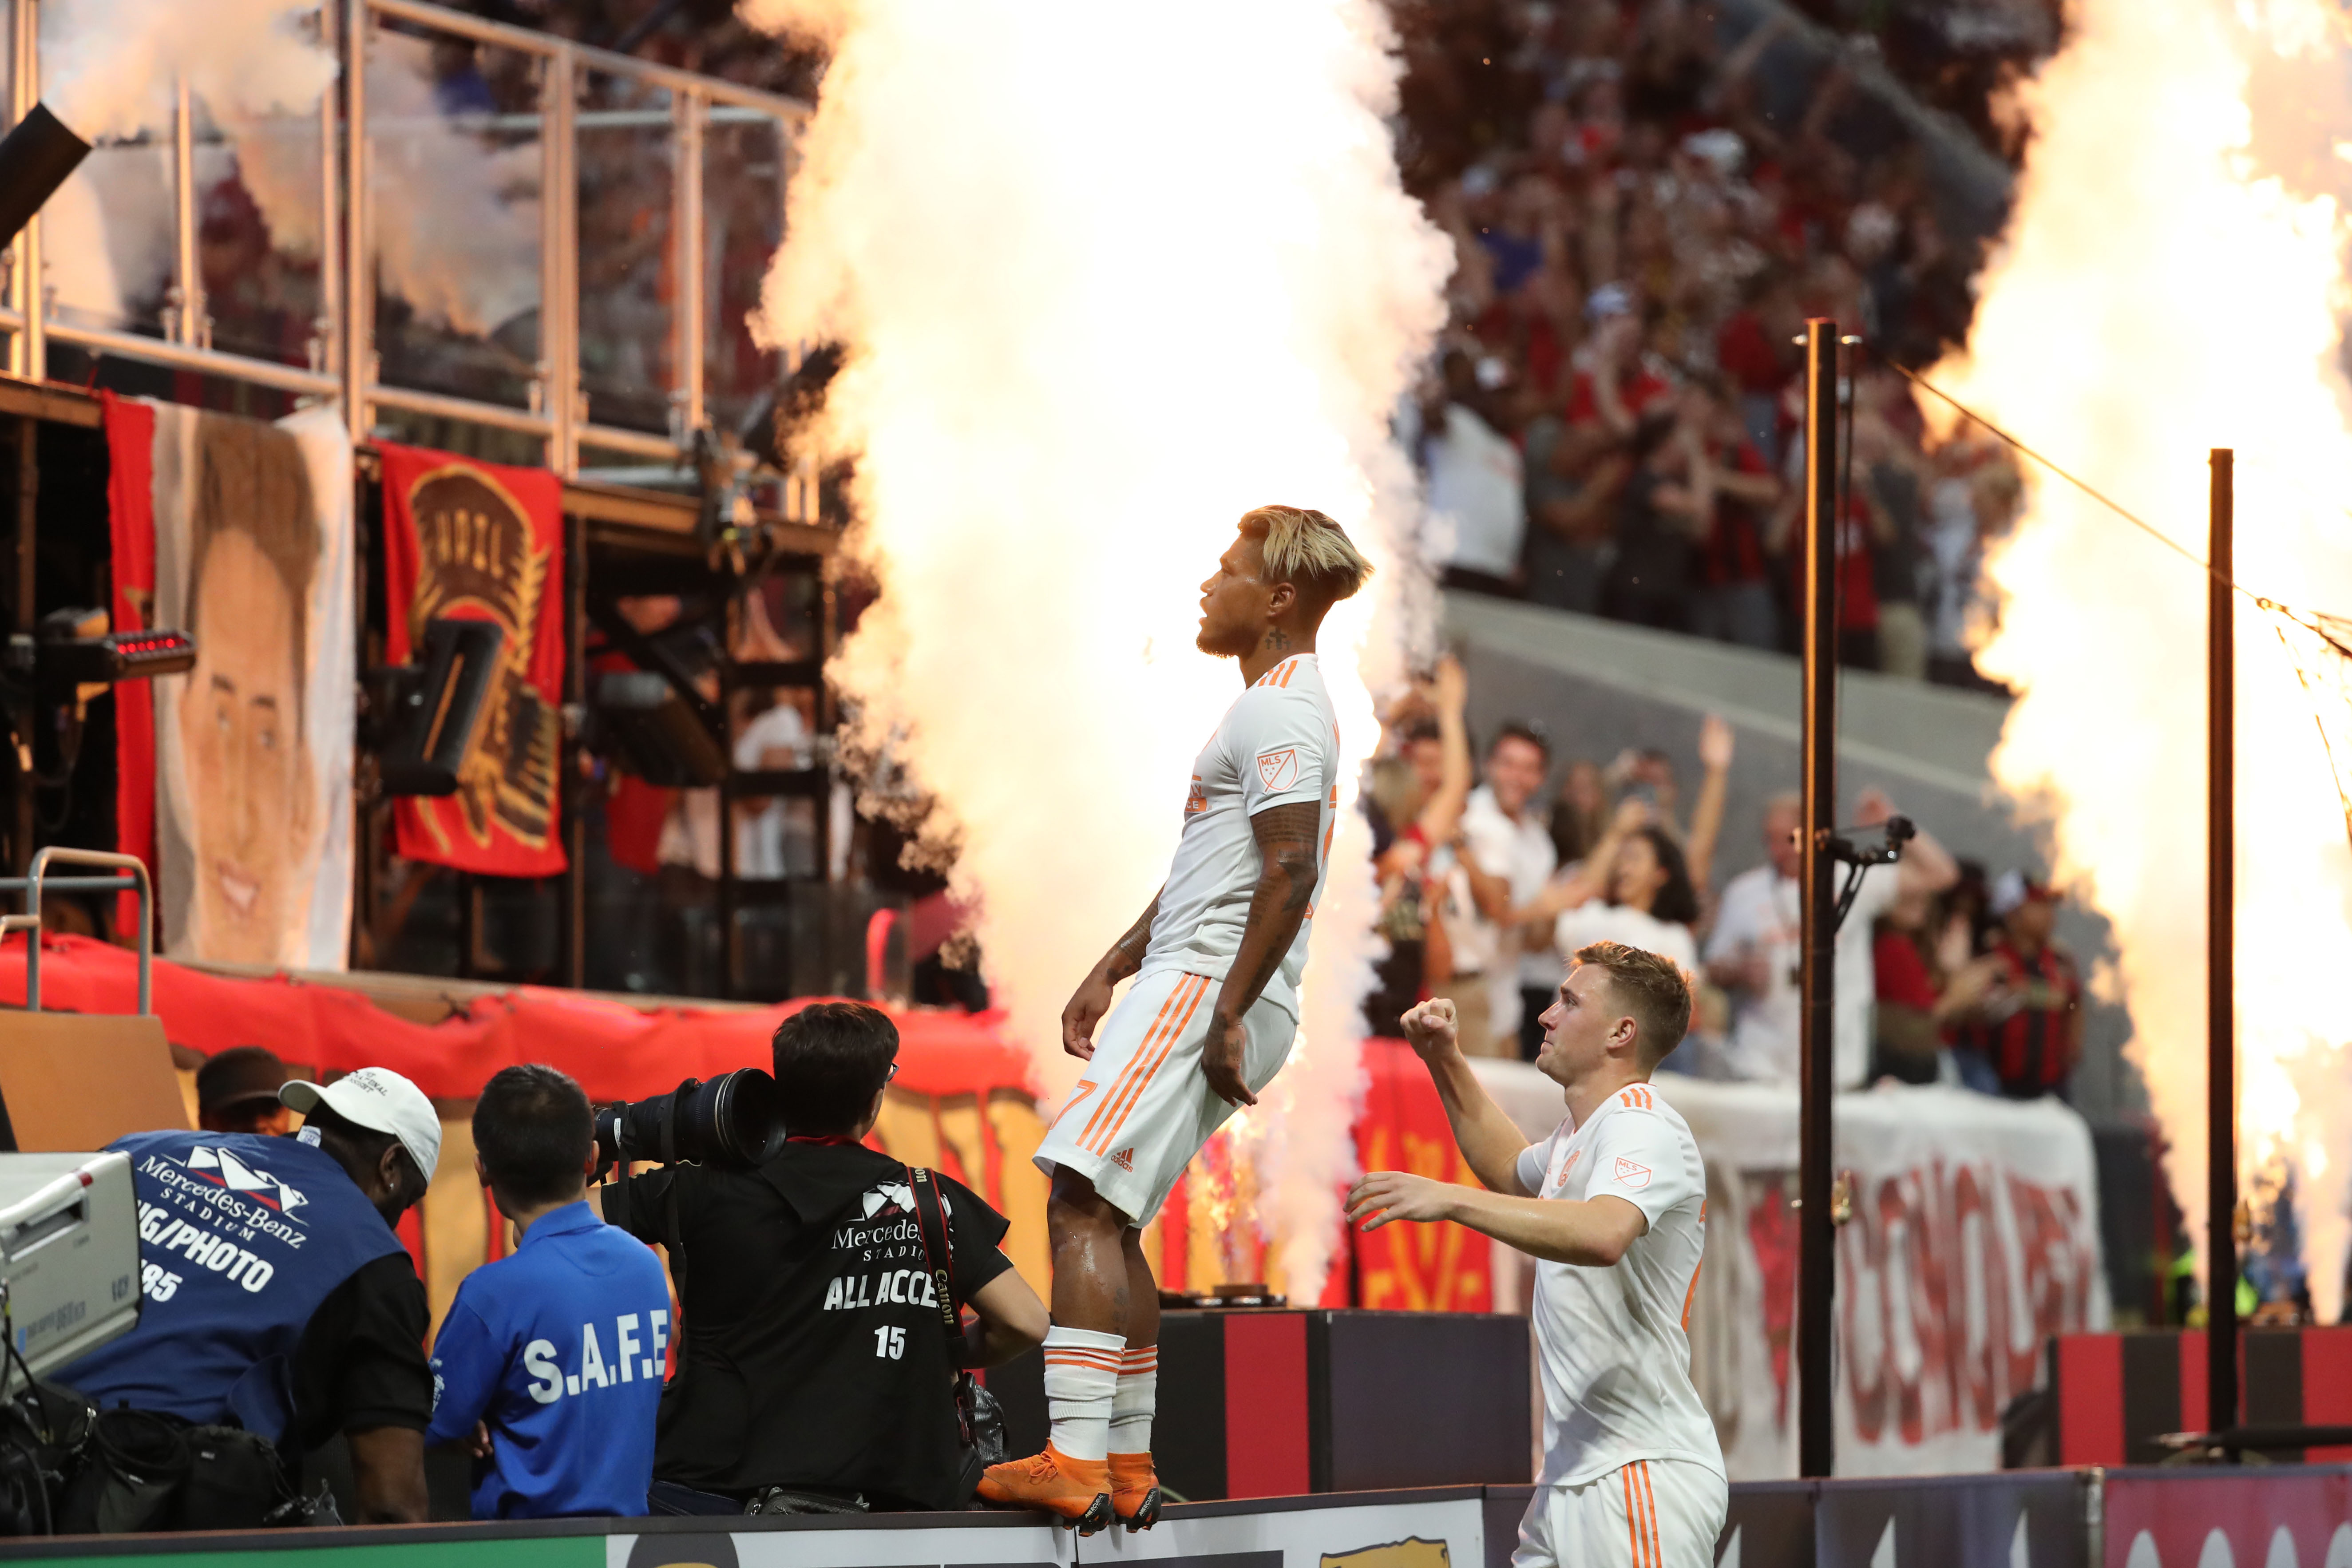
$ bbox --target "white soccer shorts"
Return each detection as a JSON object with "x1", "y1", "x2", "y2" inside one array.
[
  {"x1": 1033, "y1": 967, "x2": 1295, "y2": 1226},
  {"x1": 1513, "y1": 1458, "x2": 1729, "y2": 1568}
]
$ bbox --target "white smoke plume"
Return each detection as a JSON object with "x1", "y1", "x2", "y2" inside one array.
[
  {"x1": 41, "y1": 0, "x2": 334, "y2": 145},
  {"x1": 36, "y1": 7, "x2": 538, "y2": 343},
  {"x1": 743, "y1": 0, "x2": 1450, "y2": 1294},
  {"x1": 1941, "y1": 0, "x2": 2352, "y2": 1319}
]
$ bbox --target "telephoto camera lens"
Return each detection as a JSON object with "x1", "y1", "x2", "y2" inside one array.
[{"x1": 594, "y1": 1069, "x2": 787, "y2": 1172}]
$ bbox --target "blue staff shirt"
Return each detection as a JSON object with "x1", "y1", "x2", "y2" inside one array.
[{"x1": 425, "y1": 1200, "x2": 670, "y2": 1518}]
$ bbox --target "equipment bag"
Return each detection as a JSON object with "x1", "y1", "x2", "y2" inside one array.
[
  {"x1": 905, "y1": 1165, "x2": 1008, "y2": 1497},
  {"x1": 55, "y1": 1408, "x2": 189, "y2": 1535}
]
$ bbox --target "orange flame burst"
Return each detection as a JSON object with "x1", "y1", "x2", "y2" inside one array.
[{"x1": 1938, "y1": 0, "x2": 2352, "y2": 1319}]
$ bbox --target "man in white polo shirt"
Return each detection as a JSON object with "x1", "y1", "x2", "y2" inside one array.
[{"x1": 1348, "y1": 942, "x2": 1723, "y2": 1568}]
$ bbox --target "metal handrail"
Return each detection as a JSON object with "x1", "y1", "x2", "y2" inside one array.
[
  {"x1": 0, "y1": 0, "x2": 807, "y2": 479},
  {"x1": 43, "y1": 319, "x2": 338, "y2": 396},
  {"x1": 368, "y1": 0, "x2": 809, "y2": 122},
  {"x1": 12, "y1": 848, "x2": 153, "y2": 1014}
]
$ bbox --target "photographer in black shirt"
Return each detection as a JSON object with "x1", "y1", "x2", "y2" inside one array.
[{"x1": 602, "y1": 1003, "x2": 1047, "y2": 1512}]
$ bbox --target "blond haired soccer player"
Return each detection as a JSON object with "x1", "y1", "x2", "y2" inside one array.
[
  {"x1": 980, "y1": 507, "x2": 1370, "y2": 1532},
  {"x1": 1349, "y1": 942, "x2": 1726, "y2": 1568}
]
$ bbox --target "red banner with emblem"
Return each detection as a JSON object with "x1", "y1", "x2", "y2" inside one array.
[
  {"x1": 379, "y1": 443, "x2": 566, "y2": 875},
  {"x1": 1350, "y1": 1038, "x2": 1493, "y2": 1312}
]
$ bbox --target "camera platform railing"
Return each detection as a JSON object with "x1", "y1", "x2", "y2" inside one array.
[{"x1": 0, "y1": 847, "x2": 151, "y2": 1014}]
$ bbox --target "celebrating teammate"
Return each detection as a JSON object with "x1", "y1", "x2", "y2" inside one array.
[
  {"x1": 979, "y1": 506, "x2": 1371, "y2": 1532},
  {"x1": 1348, "y1": 942, "x2": 1726, "y2": 1568}
]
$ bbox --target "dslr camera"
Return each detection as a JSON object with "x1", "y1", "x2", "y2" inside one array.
[{"x1": 594, "y1": 1070, "x2": 787, "y2": 1174}]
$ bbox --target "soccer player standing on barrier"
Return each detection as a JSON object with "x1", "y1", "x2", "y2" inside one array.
[
  {"x1": 1348, "y1": 942, "x2": 1727, "y2": 1568},
  {"x1": 984, "y1": 507, "x2": 1370, "y2": 1532}
]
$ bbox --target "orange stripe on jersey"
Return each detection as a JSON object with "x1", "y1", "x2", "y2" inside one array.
[
  {"x1": 1623, "y1": 1469, "x2": 1643, "y2": 1568},
  {"x1": 1088, "y1": 974, "x2": 1212, "y2": 1154},
  {"x1": 1090, "y1": 974, "x2": 1214, "y2": 1154},
  {"x1": 1079, "y1": 979, "x2": 1193, "y2": 1148},
  {"x1": 1082, "y1": 975, "x2": 1202, "y2": 1149},
  {"x1": 1639, "y1": 1461, "x2": 1663, "y2": 1567},
  {"x1": 1091, "y1": 975, "x2": 1213, "y2": 1153},
  {"x1": 1681, "y1": 1260, "x2": 1703, "y2": 1330}
]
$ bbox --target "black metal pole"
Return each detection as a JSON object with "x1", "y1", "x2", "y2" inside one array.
[
  {"x1": 1798, "y1": 318, "x2": 1840, "y2": 1479},
  {"x1": 2208, "y1": 447, "x2": 2238, "y2": 1439}
]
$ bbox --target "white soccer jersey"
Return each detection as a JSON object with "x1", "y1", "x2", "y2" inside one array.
[
  {"x1": 1513, "y1": 1083, "x2": 1724, "y2": 1489},
  {"x1": 1139, "y1": 653, "x2": 1339, "y2": 1022}
]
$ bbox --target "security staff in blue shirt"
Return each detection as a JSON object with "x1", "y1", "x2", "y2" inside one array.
[{"x1": 426, "y1": 1065, "x2": 669, "y2": 1518}]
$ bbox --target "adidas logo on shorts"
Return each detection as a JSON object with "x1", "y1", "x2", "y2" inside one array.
[{"x1": 1111, "y1": 1148, "x2": 1135, "y2": 1172}]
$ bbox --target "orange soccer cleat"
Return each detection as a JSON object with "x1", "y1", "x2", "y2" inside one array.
[
  {"x1": 1109, "y1": 1452, "x2": 1164, "y2": 1531},
  {"x1": 977, "y1": 1446, "x2": 1114, "y2": 1533}
]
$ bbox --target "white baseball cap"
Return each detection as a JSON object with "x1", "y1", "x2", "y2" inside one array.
[{"x1": 280, "y1": 1068, "x2": 441, "y2": 1183}]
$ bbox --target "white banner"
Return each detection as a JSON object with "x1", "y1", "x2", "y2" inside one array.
[
  {"x1": 148, "y1": 401, "x2": 354, "y2": 970},
  {"x1": 1470, "y1": 1065, "x2": 2109, "y2": 1479}
]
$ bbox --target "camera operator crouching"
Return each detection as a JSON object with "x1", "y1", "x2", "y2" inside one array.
[
  {"x1": 51, "y1": 1068, "x2": 441, "y2": 1529},
  {"x1": 599, "y1": 1002, "x2": 1048, "y2": 1515}
]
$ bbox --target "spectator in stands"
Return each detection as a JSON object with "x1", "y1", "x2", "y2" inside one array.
[
  {"x1": 1854, "y1": 368, "x2": 1931, "y2": 679},
  {"x1": 1447, "y1": 721, "x2": 1560, "y2": 1058},
  {"x1": 1951, "y1": 873, "x2": 2084, "y2": 1099},
  {"x1": 1417, "y1": 348, "x2": 1527, "y2": 594},
  {"x1": 1704, "y1": 788, "x2": 1958, "y2": 1089},
  {"x1": 1683, "y1": 380, "x2": 1784, "y2": 651},
  {"x1": 1546, "y1": 758, "x2": 1611, "y2": 869},
  {"x1": 1365, "y1": 657, "x2": 1473, "y2": 1036},
  {"x1": 1391, "y1": 0, "x2": 2011, "y2": 692},
  {"x1": 1869, "y1": 882, "x2": 2001, "y2": 1085},
  {"x1": 1766, "y1": 410, "x2": 1881, "y2": 666},
  {"x1": 196, "y1": 1045, "x2": 293, "y2": 1136},
  {"x1": 1548, "y1": 805, "x2": 1702, "y2": 976}
]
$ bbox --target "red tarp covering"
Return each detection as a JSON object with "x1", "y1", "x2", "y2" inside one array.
[
  {"x1": 4, "y1": 938, "x2": 1504, "y2": 1314},
  {"x1": 0, "y1": 934, "x2": 1035, "y2": 1104}
]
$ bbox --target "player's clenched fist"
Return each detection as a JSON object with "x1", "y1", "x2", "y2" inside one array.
[
  {"x1": 1345, "y1": 1170, "x2": 1456, "y2": 1231},
  {"x1": 1398, "y1": 997, "x2": 1459, "y2": 1060},
  {"x1": 1062, "y1": 970, "x2": 1115, "y2": 1061}
]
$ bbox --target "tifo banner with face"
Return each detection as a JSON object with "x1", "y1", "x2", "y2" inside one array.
[
  {"x1": 1466, "y1": 1064, "x2": 2109, "y2": 1480},
  {"x1": 106, "y1": 395, "x2": 355, "y2": 969},
  {"x1": 378, "y1": 442, "x2": 566, "y2": 876}
]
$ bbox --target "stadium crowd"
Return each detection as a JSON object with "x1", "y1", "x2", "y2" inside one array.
[
  {"x1": 1392, "y1": 0, "x2": 2029, "y2": 687},
  {"x1": 1364, "y1": 655, "x2": 2083, "y2": 1099}
]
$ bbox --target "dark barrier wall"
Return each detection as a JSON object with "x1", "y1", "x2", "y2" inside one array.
[
  {"x1": 1812, "y1": 1473, "x2": 2093, "y2": 1568},
  {"x1": 991, "y1": 1308, "x2": 1534, "y2": 1501}
]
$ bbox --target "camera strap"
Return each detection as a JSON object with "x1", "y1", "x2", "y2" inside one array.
[{"x1": 903, "y1": 1168, "x2": 967, "y2": 1367}]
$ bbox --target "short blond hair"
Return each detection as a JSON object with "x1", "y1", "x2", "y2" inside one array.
[
  {"x1": 1574, "y1": 941, "x2": 1693, "y2": 1069},
  {"x1": 1239, "y1": 505, "x2": 1372, "y2": 607}
]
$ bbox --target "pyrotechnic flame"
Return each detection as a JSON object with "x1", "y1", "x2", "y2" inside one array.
[
  {"x1": 742, "y1": 0, "x2": 1450, "y2": 1295},
  {"x1": 1938, "y1": 0, "x2": 2352, "y2": 1320}
]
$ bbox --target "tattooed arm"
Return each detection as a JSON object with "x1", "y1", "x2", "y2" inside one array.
[
  {"x1": 1202, "y1": 800, "x2": 1323, "y2": 1107},
  {"x1": 1062, "y1": 888, "x2": 1163, "y2": 1060}
]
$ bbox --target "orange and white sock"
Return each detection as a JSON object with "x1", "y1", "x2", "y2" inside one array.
[
  {"x1": 1042, "y1": 1326, "x2": 1125, "y2": 1463},
  {"x1": 1109, "y1": 1343, "x2": 1158, "y2": 1455}
]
